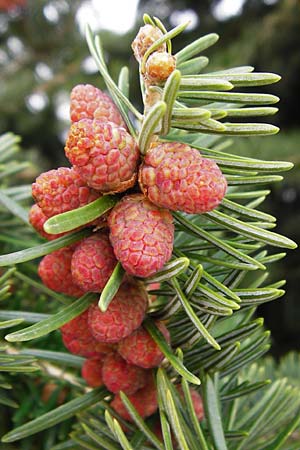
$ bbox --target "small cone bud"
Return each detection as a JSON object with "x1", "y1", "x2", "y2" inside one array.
[
  {"x1": 145, "y1": 51, "x2": 176, "y2": 83},
  {"x1": 132, "y1": 24, "x2": 166, "y2": 62}
]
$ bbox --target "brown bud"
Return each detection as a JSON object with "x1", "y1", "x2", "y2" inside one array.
[
  {"x1": 145, "y1": 51, "x2": 176, "y2": 84},
  {"x1": 131, "y1": 24, "x2": 166, "y2": 62}
]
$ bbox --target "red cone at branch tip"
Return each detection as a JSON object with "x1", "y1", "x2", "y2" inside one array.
[
  {"x1": 139, "y1": 141, "x2": 227, "y2": 214},
  {"x1": 110, "y1": 372, "x2": 158, "y2": 421},
  {"x1": 81, "y1": 356, "x2": 105, "y2": 388},
  {"x1": 32, "y1": 166, "x2": 100, "y2": 218},
  {"x1": 118, "y1": 321, "x2": 170, "y2": 369},
  {"x1": 88, "y1": 281, "x2": 148, "y2": 343},
  {"x1": 38, "y1": 247, "x2": 85, "y2": 298},
  {"x1": 61, "y1": 310, "x2": 115, "y2": 358},
  {"x1": 65, "y1": 119, "x2": 139, "y2": 193},
  {"x1": 102, "y1": 352, "x2": 147, "y2": 395},
  {"x1": 108, "y1": 194, "x2": 174, "y2": 278},
  {"x1": 70, "y1": 84, "x2": 126, "y2": 128},
  {"x1": 71, "y1": 232, "x2": 117, "y2": 293}
]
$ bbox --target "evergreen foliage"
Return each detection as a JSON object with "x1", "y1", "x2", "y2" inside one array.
[{"x1": 0, "y1": 14, "x2": 298, "y2": 449}]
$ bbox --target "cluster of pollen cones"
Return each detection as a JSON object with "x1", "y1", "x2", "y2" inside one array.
[{"x1": 28, "y1": 24, "x2": 228, "y2": 428}]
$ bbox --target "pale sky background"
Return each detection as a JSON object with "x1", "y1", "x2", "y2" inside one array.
[
  {"x1": 74, "y1": 0, "x2": 277, "y2": 34},
  {"x1": 27, "y1": 0, "x2": 278, "y2": 119},
  {"x1": 75, "y1": 0, "x2": 139, "y2": 35}
]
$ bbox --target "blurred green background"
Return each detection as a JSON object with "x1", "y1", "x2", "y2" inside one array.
[{"x1": 0, "y1": 0, "x2": 299, "y2": 355}]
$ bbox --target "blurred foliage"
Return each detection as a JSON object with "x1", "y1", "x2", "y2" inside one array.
[{"x1": 228, "y1": 131, "x2": 300, "y2": 354}]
